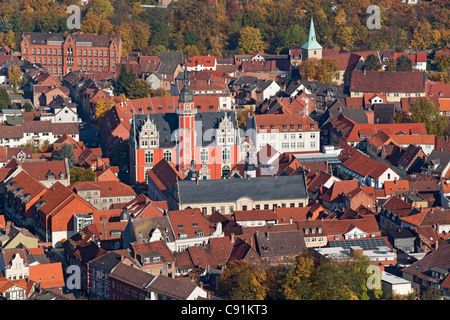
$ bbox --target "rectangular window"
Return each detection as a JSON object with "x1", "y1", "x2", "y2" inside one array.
[
  {"x1": 201, "y1": 149, "x2": 208, "y2": 161},
  {"x1": 163, "y1": 150, "x2": 172, "y2": 162},
  {"x1": 145, "y1": 151, "x2": 153, "y2": 163},
  {"x1": 222, "y1": 148, "x2": 230, "y2": 161}
]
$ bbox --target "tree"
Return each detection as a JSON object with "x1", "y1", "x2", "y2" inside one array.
[
  {"x1": 385, "y1": 59, "x2": 397, "y2": 72},
  {"x1": 8, "y1": 65, "x2": 22, "y2": 93},
  {"x1": 0, "y1": 30, "x2": 17, "y2": 50},
  {"x1": 23, "y1": 101, "x2": 33, "y2": 112},
  {"x1": 0, "y1": 17, "x2": 12, "y2": 33},
  {"x1": 70, "y1": 167, "x2": 96, "y2": 184},
  {"x1": 363, "y1": 54, "x2": 381, "y2": 71},
  {"x1": 410, "y1": 98, "x2": 447, "y2": 136},
  {"x1": 396, "y1": 55, "x2": 413, "y2": 72},
  {"x1": 236, "y1": 106, "x2": 254, "y2": 130},
  {"x1": 299, "y1": 58, "x2": 339, "y2": 85},
  {"x1": 218, "y1": 260, "x2": 268, "y2": 300},
  {"x1": 435, "y1": 55, "x2": 450, "y2": 72},
  {"x1": 114, "y1": 64, "x2": 137, "y2": 96},
  {"x1": 127, "y1": 79, "x2": 152, "y2": 99},
  {"x1": 53, "y1": 143, "x2": 76, "y2": 168},
  {"x1": 279, "y1": 25, "x2": 307, "y2": 49},
  {"x1": 0, "y1": 88, "x2": 11, "y2": 109},
  {"x1": 238, "y1": 26, "x2": 267, "y2": 54},
  {"x1": 88, "y1": 0, "x2": 115, "y2": 19},
  {"x1": 94, "y1": 95, "x2": 125, "y2": 120},
  {"x1": 280, "y1": 254, "x2": 315, "y2": 300}
]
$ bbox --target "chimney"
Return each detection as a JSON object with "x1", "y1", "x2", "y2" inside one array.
[
  {"x1": 290, "y1": 217, "x2": 293, "y2": 224},
  {"x1": 230, "y1": 233, "x2": 235, "y2": 244},
  {"x1": 266, "y1": 231, "x2": 270, "y2": 240}
]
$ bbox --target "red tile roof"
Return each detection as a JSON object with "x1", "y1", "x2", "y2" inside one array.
[
  {"x1": 350, "y1": 71, "x2": 426, "y2": 93},
  {"x1": 29, "y1": 262, "x2": 65, "y2": 289}
]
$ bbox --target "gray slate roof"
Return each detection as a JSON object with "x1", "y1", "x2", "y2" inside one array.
[
  {"x1": 132, "y1": 110, "x2": 238, "y2": 148},
  {"x1": 174, "y1": 175, "x2": 308, "y2": 205}
]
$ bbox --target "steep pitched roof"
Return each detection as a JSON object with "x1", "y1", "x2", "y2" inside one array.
[
  {"x1": 350, "y1": 71, "x2": 426, "y2": 93},
  {"x1": 28, "y1": 262, "x2": 65, "y2": 289}
]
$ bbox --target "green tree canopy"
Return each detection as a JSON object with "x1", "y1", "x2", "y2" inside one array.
[
  {"x1": 410, "y1": 98, "x2": 447, "y2": 136},
  {"x1": 53, "y1": 143, "x2": 76, "y2": 168},
  {"x1": 0, "y1": 88, "x2": 11, "y2": 109},
  {"x1": 114, "y1": 64, "x2": 137, "y2": 96},
  {"x1": 70, "y1": 167, "x2": 96, "y2": 184},
  {"x1": 396, "y1": 54, "x2": 413, "y2": 71},
  {"x1": 128, "y1": 79, "x2": 153, "y2": 99},
  {"x1": 363, "y1": 54, "x2": 382, "y2": 71}
]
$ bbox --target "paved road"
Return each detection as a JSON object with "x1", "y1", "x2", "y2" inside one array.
[{"x1": 79, "y1": 122, "x2": 102, "y2": 149}]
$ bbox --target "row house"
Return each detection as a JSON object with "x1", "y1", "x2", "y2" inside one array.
[
  {"x1": 254, "y1": 230, "x2": 307, "y2": 266},
  {"x1": 349, "y1": 70, "x2": 426, "y2": 103},
  {"x1": 299, "y1": 213, "x2": 382, "y2": 248},
  {"x1": 109, "y1": 262, "x2": 155, "y2": 300},
  {"x1": 402, "y1": 240, "x2": 450, "y2": 298},
  {"x1": 257, "y1": 92, "x2": 316, "y2": 117},
  {"x1": 324, "y1": 112, "x2": 427, "y2": 151},
  {"x1": 400, "y1": 208, "x2": 450, "y2": 252},
  {"x1": 87, "y1": 251, "x2": 138, "y2": 300},
  {"x1": 0, "y1": 147, "x2": 33, "y2": 168},
  {"x1": 0, "y1": 247, "x2": 39, "y2": 281},
  {"x1": 129, "y1": 241, "x2": 175, "y2": 278},
  {"x1": 166, "y1": 208, "x2": 224, "y2": 252},
  {"x1": 0, "y1": 277, "x2": 35, "y2": 300},
  {"x1": 117, "y1": 193, "x2": 167, "y2": 219},
  {"x1": 230, "y1": 76, "x2": 281, "y2": 106},
  {"x1": 4, "y1": 171, "x2": 47, "y2": 229},
  {"x1": 379, "y1": 195, "x2": 421, "y2": 232},
  {"x1": 246, "y1": 113, "x2": 320, "y2": 153},
  {"x1": 185, "y1": 55, "x2": 217, "y2": 71},
  {"x1": 21, "y1": 32, "x2": 122, "y2": 79},
  {"x1": 0, "y1": 121, "x2": 79, "y2": 148},
  {"x1": 172, "y1": 76, "x2": 232, "y2": 110},
  {"x1": 337, "y1": 142, "x2": 400, "y2": 188},
  {"x1": 70, "y1": 180, "x2": 136, "y2": 210},
  {"x1": 110, "y1": 262, "x2": 208, "y2": 300},
  {"x1": 157, "y1": 52, "x2": 184, "y2": 92},
  {"x1": 32, "y1": 182, "x2": 97, "y2": 247},
  {"x1": 62, "y1": 226, "x2": 107, "y2": 291}
]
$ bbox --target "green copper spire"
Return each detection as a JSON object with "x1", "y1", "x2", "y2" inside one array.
[{"x1": 301, "y1": 17, "x2": 323, "y2": 50}]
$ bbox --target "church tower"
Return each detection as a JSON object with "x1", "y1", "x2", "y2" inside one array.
[
  {"x1": 176, "y1": 66, "x2": 197, "y2": 174},
  {"x1": 302, "y1": 17, "x2": 323, "y2": 60}
]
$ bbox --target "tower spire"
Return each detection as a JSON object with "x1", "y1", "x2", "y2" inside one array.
[{"x1": 301, "y1": 17, "x2": 323, "y2": 51}]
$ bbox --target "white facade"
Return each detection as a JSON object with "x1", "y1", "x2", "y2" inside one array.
[
  {"x1": 53, "y1": 105, "x2": 78, "y2": 123},
  {"x1": 368, "y1": 167, "x2": 400, "y2": 189},
  {"x1": 4, "y1": 254, "x2": 31, "y2": 280},
  {"x1": 0, "y1": 129, "x2": 79, "y2": 148},
  {"x1": 260, "y1": 81, "x2": 281, "y2": 101},
  {"x1": 255, "y1": 129, "x2": 320, "y2": 153},
  {"x1": 381, "y1": 271, "x2": 413, "y2": 297}
]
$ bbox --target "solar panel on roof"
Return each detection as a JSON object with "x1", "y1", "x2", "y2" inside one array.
[{"x1": 328, "y1": 238, "x2": 387, "y2": 250}]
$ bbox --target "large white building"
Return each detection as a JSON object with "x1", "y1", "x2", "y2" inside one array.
[
  {"x1": 246, "y1": 113, "x2": 321, "y2": 153},
  {"x1": 0, "y1": 121, "x2": 79, "y2": 148}
]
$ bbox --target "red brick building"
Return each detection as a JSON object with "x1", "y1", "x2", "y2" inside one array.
[{"x1": 21, "y1": 32, "x2": 122, "y2": 78}]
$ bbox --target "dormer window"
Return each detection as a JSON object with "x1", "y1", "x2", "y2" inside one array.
[{"x1": 283, "y1": 124, "x2": 287, "y2": 130}]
